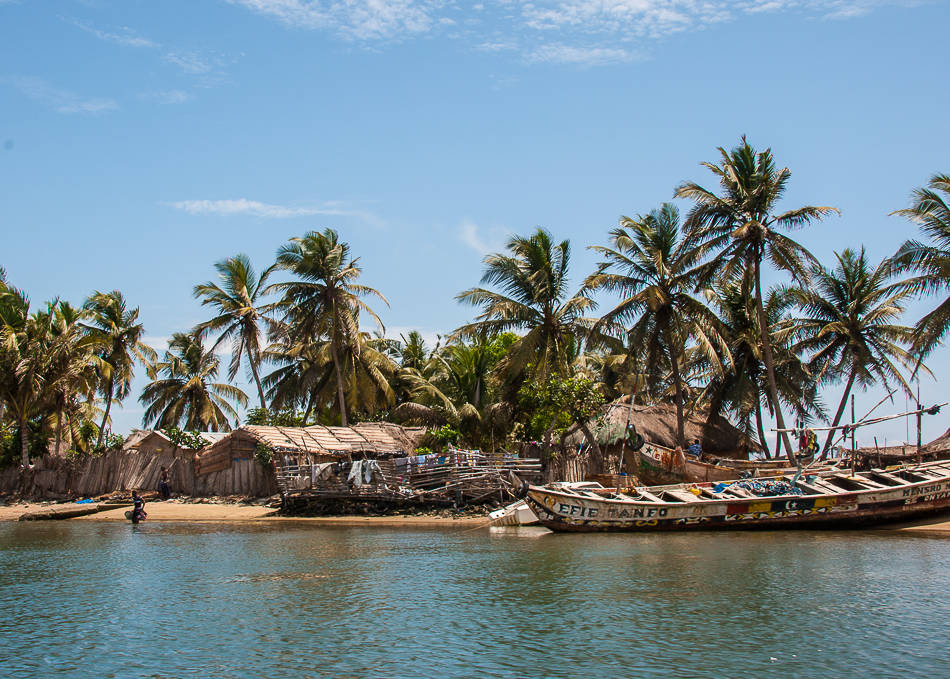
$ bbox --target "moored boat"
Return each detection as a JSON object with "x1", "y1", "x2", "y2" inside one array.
[
  {"x1": 634, "y1": 442, "x2": 803, "y2": 486},
  {"x1": 524, "y1": 461, "x2": 950, "y2": 532}
]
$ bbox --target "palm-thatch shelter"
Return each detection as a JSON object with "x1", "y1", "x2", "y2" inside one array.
[{"x1": 547, "y1": 401, "x2": 759, "y2": 483}]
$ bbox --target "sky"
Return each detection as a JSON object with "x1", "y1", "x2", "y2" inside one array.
[{"x1": 1, "y1": 0, "x2": 949, "y2": 447}]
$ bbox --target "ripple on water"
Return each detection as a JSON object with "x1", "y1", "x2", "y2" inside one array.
[{"x1": 1, "y1": 524, "x2": 950, "y2": 678}]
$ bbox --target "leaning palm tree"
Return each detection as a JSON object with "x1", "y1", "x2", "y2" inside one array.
[
  {"x1": 787, "y1": 248, "x2": 918, "y2": 456},
  {"x1": 194, "y1": 254, "x2": 274, "y2": 409},
  {"x1": 139, "y1": 331, "x2": 248, "y2": 431},
  {"x1": 454, "y1": 228, "x2": 594, "y2": 391},
  {"x1": 891, "y1": 172, "x2": 950, "y2": 361},
  {"x1": 270, "y1": 229, "x2": 387, "y2": 426},
  {"x1": 675, "y1": 136, "x2": 838, "y2": 461},
  {"x1": 586, "y1": 203, "x2": 729, "y2": 446},
  {"x1": 82, "y1": 291, "x2": 156, "y2": 448}
]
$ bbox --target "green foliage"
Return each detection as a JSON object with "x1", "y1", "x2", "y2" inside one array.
[
  {"x1": 245, "y1": 407, "x2": 305, "y2": 427},
  {"x1": 163, "y1": 427, "x2": 207, "y2": 450},
  {"x1": 0, "y1": 420, "x2": 49, "y2": 467},
  {"x1": 517, "y1": 374, "x2": 605, "y2": 441},
  {"x1": 254, "y1": 442, "x2": 273, "y2": 467},
  {"x1": 413, "y1": 446, "x2": 433, "y2": 456},
  {"x1": 431, "y1": 424, "x2": 459, "y2": 445}
]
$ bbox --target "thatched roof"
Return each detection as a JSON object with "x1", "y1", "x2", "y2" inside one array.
[
  {"x1": 923, "y1": 428, "x2": 950, "y2": 455},
  {"x1": 564, "y1": 402, "x2": 759, "y2": 454},
  {"x1": 122, "y1": 430, "x2": 227, "y2": 452},
  {"x1": 240, "y1": 423, "x2": 427, "y2": 456}
]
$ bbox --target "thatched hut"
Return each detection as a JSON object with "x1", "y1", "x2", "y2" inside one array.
[{"x1": 549, "y1": 401, "x2": 759, "y2": 483}]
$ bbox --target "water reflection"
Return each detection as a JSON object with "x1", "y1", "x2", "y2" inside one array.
[{"x1": 1, "y1": 523, "x2": 949, "y2": 678}]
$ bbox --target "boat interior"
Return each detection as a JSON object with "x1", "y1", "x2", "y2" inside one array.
[{"x1": 549, "y1": 462, "x2": 950, "y2": 504}]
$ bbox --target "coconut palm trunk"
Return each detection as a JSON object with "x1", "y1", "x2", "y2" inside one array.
[
  {"x1": 19, "y1": 414, "x2": 29, "y2": 467},
  {"x1": 666, "y1": 327, "x2": 687, "y2": 448},
  {"x1": 821, "y1": 370, "x2": 858, "y2": 459},
  {"x1": 754, "y1": 387, "x2": 772, "y2": 459},
  {"x1": 247, "y1": 346, "x2": 267, "y2": 409},
  {"x1": 754, "y1": 258, "x2": 795, "y2": 462},
  {"x1": 329, "y1": 335, "x2": 348, "y2": 426},
  {"x1": 97, "y1": 375, "x2": 114, "y2": 449}
]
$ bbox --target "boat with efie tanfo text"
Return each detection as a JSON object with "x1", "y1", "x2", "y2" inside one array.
[{"x1": 522, "y1": 460, "x2": 950, "y2": 532}]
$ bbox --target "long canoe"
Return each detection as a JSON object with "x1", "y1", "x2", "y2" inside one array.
[
  {"x1": 635, "y1": 444, "x2": 798, "y2": 486},
  {"x1": 524, "y1": 461, "x2": 950, "y2": 532}
]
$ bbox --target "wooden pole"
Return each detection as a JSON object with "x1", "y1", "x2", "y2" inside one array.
[
  {"x1": 851, "y1": 394, "x2": 858, "y2": 476},
  {"x1": 917, "y1": 382, "x2": 922, "y2": 465}
]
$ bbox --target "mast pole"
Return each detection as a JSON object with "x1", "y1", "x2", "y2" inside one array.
[
  {"x1": 851, "y1": 394, "x2": 856, "y2": 476},
  {"x1": 917, "y1": 382, "x2": 923, "y2": 465}
]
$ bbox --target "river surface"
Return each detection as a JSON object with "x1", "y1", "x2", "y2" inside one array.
[{"x1": 1, "y1": 522, "x2": 948, "y2": 678}]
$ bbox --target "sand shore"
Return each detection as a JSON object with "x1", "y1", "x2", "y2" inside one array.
[
  {"x1": 0, "y1": 500, "x2": 490, "y2": 527},
  {"x1": 3, "y1": 500, "x2": 950, "y2": 532}
]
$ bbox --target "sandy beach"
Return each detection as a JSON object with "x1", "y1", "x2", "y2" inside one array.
[
  {"x1": 0, "y1": 500, "x2": 491, "y2": 527},
  {"x1": 2, "y1": 499, "x2": 950, "y2": 531}
]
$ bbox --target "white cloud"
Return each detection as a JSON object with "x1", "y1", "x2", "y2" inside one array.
[
  {"x1": 4, "y1": 76, "x2": 117, "y2": 114},
  {"x1": 163, "y1": 50, "x2": 213, "y2": 74},
  {"x1": 458, "y1": 219, "x2": 507, "y2": 256},
  {"x1": 68, "y1": 18, "x2": 158, "y2": 48},
  {"x1": 229, "y1": 0, "x2": 446, "y2": 41},
  {"x1": 526, "y1": 43, "x2": 635, "y2": 66},
  {"x1": 168, "y1": 198, "x2": 382, "y2": 224},
  {"x1": 228, "y1": 0, "x2": 917, "y2": 66},
  {"x1": 138, "y1": 89, "x2": 190, "y2": 104}
]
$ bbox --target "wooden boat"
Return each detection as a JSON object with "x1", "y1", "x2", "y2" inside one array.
[
  {"x1": 634, "y1": 443, "x2": 799, "y2": 486},
  {"x1": 523, "y1": 460, "x2": 950, "y2": 532}
]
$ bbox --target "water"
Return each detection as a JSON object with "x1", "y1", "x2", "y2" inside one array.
[{"x1": 1, "y1": 522, "x2": 948, "y2": 678}]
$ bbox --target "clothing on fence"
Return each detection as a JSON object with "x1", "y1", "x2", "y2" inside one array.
[{"x1": 311, "y1": 462, "x2": 335, "y2": 484}]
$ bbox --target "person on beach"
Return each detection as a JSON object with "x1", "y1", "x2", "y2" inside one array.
[
  {"x1": 159, "y1": 466, "x2": 171, "y2": 500},
  {"x1": 131, "y1": 490, "x2": 147, "y2": 523}
]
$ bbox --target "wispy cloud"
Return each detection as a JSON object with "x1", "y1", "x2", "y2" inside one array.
[
  {"x1": 168, "y1": 198, "x2": 382, "y2": 225},
  {"x1": 163, "y1": 50, "x2": 214, "y2": 75},
  {"x1": 229, "y1": 0, "x2": 444, "y2": 41},
  {"x1": 3, "y1": 76, "x2": 117, "y2": 114},
  {"x1": 68, "y1": 18, "x2": 158, "y2": 48},
  {"x1": 525, "y1": 44, "x2": 635, "y2": 67},
  {"x1": 228, "y1": 0, "x2": 918, "y2": 66},
  {"x1": 138, "y1": 89, "x2": 190, "y2": 104},
  {"x1": 458, "y1": 219, "x2": 506, "y2": 256}
]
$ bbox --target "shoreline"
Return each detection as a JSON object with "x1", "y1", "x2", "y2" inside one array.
[
  {"x1": 4, "y1": 499, "x2": 950, "y2": 532},
  {"x1": 0, "y1": 499, "x2": 491, "y2": 527}
]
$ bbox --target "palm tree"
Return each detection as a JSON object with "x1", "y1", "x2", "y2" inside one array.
[
  {"x1": 270, "y1": 229, "x2": 387, "y2": 426},
  {"x1": 194, "y1": 254, "x2": 274, "y2": 409},
  {"x1": 82, "y1": 291, "x2": 155, "y2": 448},
  {"x1": 454, "y1": 228, "x2": 594, "y2": 390},
  {"x1": 139, "y1": 331, "x2": 248, "y2": 431},
  {"x1": 0, "y1": 286, "x2": 44, "y2": 465},
  {"x1": 675, "y1": 136, "x2": 838, "y2": 461},
  {"x1": 891, "y1": 173, "x2": 950, "y2": 360},
  {"x1": 586, "y1": 203, "x2": 728, "y2": 446},
  {"x1": 788, "y1": 248, "x2": 918, "y2": 456},
  {"x1": 695, "y1": 283, "x2": 822, "y2": 458}
]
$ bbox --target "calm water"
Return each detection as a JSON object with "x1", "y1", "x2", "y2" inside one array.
[{"x1": 1, "y1": 522, "x2": 948, "y2": 678}]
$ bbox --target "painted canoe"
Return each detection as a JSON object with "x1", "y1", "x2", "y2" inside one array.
[
  {"x1": 633, "y1": 444, "x2": 819, "y2": 486},
  {"x1": 524, "y1": 461, "x2": 950, "y2": 532}
]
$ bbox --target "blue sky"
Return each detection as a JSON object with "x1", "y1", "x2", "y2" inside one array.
[{"x1": 2, "y1": 0, "x2": 948, "y2": 446}]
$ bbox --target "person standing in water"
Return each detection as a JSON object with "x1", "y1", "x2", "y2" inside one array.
[{"x1": 131, "y1": 490, "x2": 147, "y2": 523}]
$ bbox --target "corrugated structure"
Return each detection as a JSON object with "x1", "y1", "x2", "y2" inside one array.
[{"x1": 0, "y1": 430, "x2": 276, "y2": 500}]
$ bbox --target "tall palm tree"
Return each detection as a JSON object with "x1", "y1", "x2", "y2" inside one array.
[
  {"x1": 586, "y1": 203, "x2": 728, "y2": 446},
  {"x1": 194, "y1": 254, "x2": 274, "y2": 409},
  {"x1": 139, "y1": 331, "x2": 248, "y2": 431},
  {"x1": 82, "y1": 291, "x2": 155, "y2": 447},
  {"x1": 270, "y1": 229, "x2": 387, "y2": 426},
  {"x1": 788, "y1": 248, "x2": 918, "y2": 456},
  {"x1": 675, "y1": 136, "x2": 838, "y2": 461},
  {"x1": 454, "y1": 228, "x2": 594, "y2": 390},
  {"x1": 695, "y1": 283, "x2": 822, "y2": 458},
  {"x1": 0, "y1": 287, "x2": 44, "y2": 465},
  {"x1": 891, "y1": 173, "x2": 950, "y2": 360}
]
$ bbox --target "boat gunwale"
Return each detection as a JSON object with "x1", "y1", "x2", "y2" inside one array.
[{"x1": 530, "y1": 463, "x2": 950, "y2": 508}]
